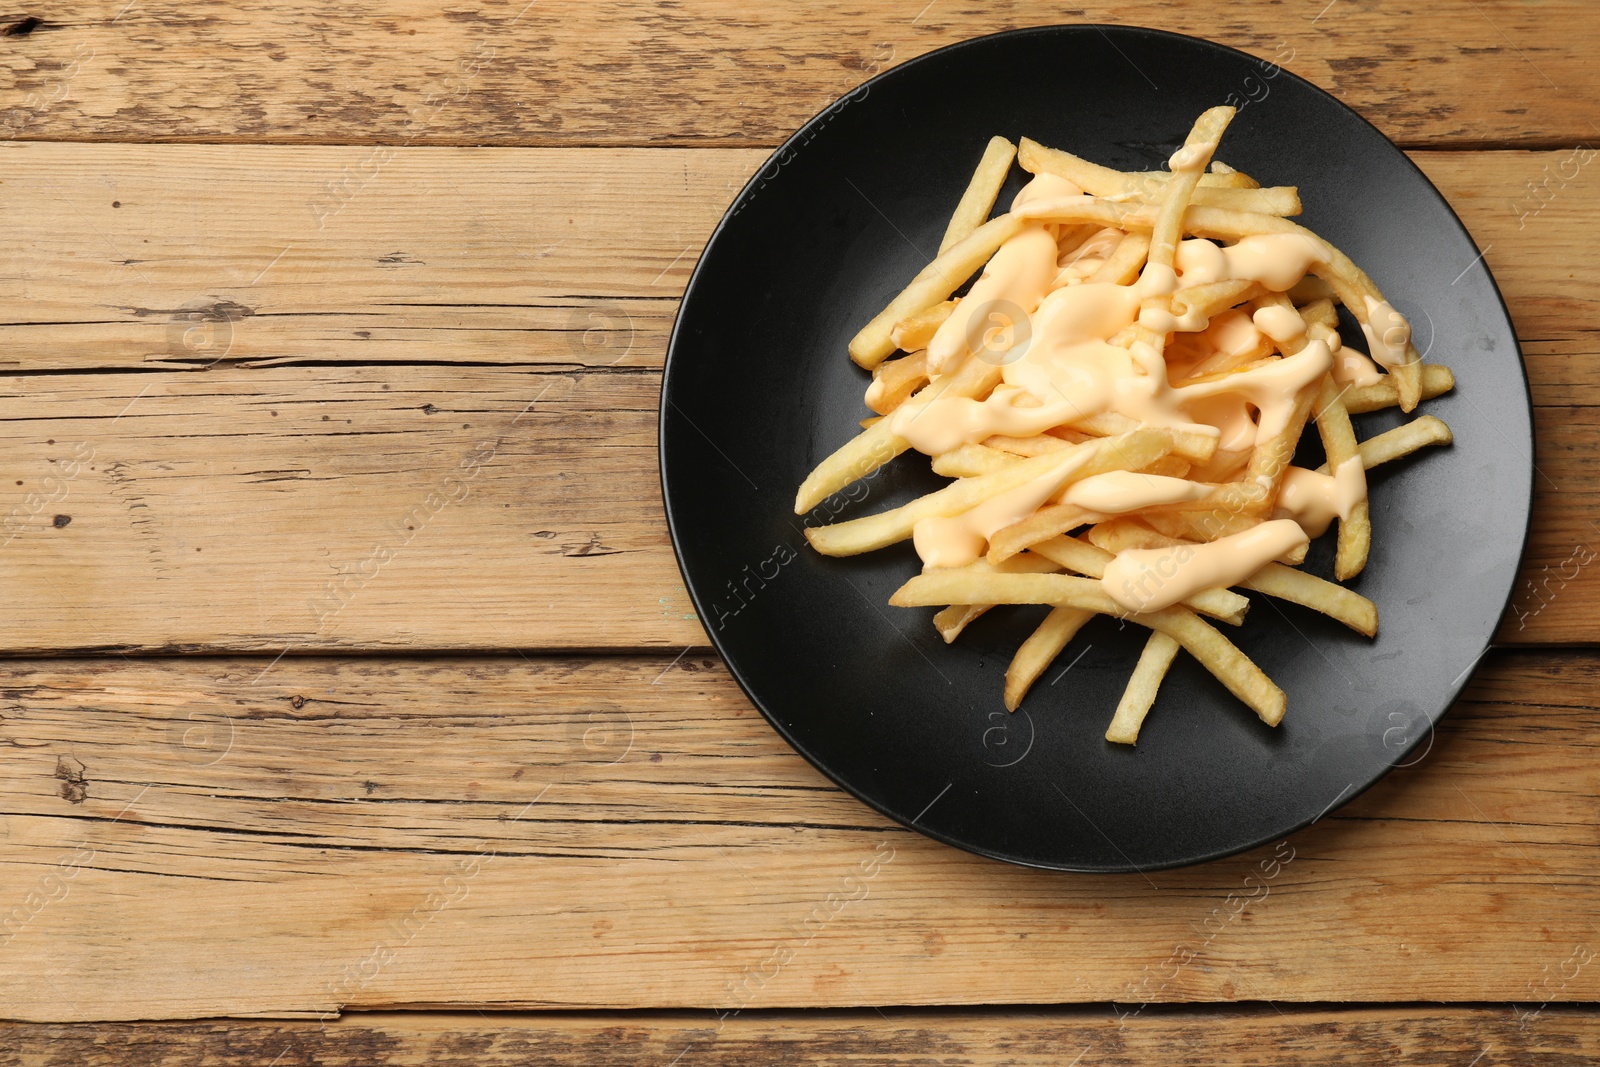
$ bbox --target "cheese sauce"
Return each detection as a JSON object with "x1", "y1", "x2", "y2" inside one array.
[
  {"x1": 1274, "y1": 456, "x2": 1368, "y2": 537},
  {"x1": 1102, "y1": 519, "x2": 1310, "y2": 613},
  {"x1": 879, "y1": 170, "x2": 1408, "y2": 578}
]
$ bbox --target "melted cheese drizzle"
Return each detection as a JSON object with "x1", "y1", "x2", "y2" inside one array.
[
  {"x1": 878, "y1": 164, "x2": 1405, "y2": 575},
  {"x1": 925, "y1": 173, "x2": 1082, "y2": 376},
  {"x1": 1062, "y1": 470, "x2": 1212, "y2": 512},
  {"x1": 911, "y1": 450, "x2": 1083, "y2": 569},
  {"x1": 888, "y1": 226, "x2": 1338, "y2": 460},
  {"x1": 1360, "y1": 296, "x2": 1412, "y2": 368},
  {"x1": 911, "y1": 465, "x2": 1216, "y2": 570},
  {"x1": 1274, "y1": 456, "x2": 1368, "y2": 537},
  {"x1": 1102, "y1": 519, "x2": 1310, "y2": 613}
]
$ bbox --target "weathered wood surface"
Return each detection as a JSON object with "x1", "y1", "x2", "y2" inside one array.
[
  {"x1": 0, "y1": 144, "x2": 1591, "y2": 649},
  {"x1": 0, "y1": 652, "x2": 1595, "y2": 1020},
  {"x1": 3, "y1": 1007, "x2": 1599, "y2": 1066},
  {"x1": 0, "y1": 2, "x2": 1595, "y2": 148}
]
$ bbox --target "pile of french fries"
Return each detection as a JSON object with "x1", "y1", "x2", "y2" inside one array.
[{"x1": 795, "y1": 105, "x2": 1457, "y2": 744}]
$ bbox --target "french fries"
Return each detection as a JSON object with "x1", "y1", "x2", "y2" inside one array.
[
  {"x1": 1105, "y1": 632, "x2": 1182, "y2": 744},
  {"x1": 890, "y1": 571, "x2": 1286, "y2": 726},
  {"x1": 798, "y1": 109, "x2": 1458, "y2": 744},
  {"x1": 941, "y1": 137, "x2": 1018, "y2": 253}
]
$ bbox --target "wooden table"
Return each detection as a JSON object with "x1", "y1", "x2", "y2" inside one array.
[{"x1": 0, "y1": 2, "x2": 1596, "y2": 1062}]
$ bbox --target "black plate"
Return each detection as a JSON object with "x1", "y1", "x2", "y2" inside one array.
[{"x1": 660, "y1": 26, "x2": 1532, "y2": 871}]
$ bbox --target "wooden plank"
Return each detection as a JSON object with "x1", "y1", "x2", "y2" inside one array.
[
  {"x1": 0, "y1": 144, "x2": 1593, "y2": 648},
  {"x1": 0, "y1": 366, "x2": 702, "y2": 652},
  {"x1": 0, "y1": 652, "x2": 1596, "y2": 1020},
  {"x1": 2, "y1": 3, "x2": 1597, "y2": 148},
  {"x1": 3, "y1": 1007, "x2": 1599, "y2": 1065},
  {"x1": 0, "y1": 144, "x2": 737, "y2": 370}
]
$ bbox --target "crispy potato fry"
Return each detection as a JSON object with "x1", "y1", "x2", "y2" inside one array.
[
  {"x1": 984, "y1": 433, "x2": 1071, "y2": 456},
  {"x1": 1090, "y1": 232, "x2": 1151, "y2": 285},
  {"x1": 890, "y1": 301, "x2": 955, "y2": 353},
  {"x1": 1147, "y1": 107, "x2": 1235, "y2": 283},
  {"x1": 1004, "y1": 606, "x2": 1096, "y2": 710},
  {"x1": 1240, "y1": 561, "x2": 1377, "y2": 636},
  {"x1": 1343, "y1": 365, "x2": 1454, "y2": 413},
  {"x1": 890, "y1": 571, "x2": 1285, "y2": 725},
  {"x1": 931, "y1": 442, "x2": 1018, "y2": 478},
  {"x1": 932, "y1": 603, "x2": 987, "y2": 643},
  {"x1": 931, "y1": 551, "x2": 1064, "y2": 643},
  {"x1": 796, "y1": 414, "x2": 910, "y2": 515},
  {"x1": 1140, "y1": 456, "x2": 1192, "y2": 479},
  {"x1": 1105, "y1": 632, "x2": 1182, "y2": 744},
  {"x1": 807, "y1": 429, "x2": 1174, "y2": 556},
  {"x1": 986, "y1": 503, "x2": 1106, "y2": 563},
  {"x1": 1071, "y1": 411, "x2": 1219, "y2": 464},
  {"x1": 1202, "y1": 160, "x2": 1260, "y2": 187},
  {"x1": 849, "y1": 213, "x2": 1027, "y2": 370},
  {"x1": 1297, "y1": 297, "x2": 1338, "y2": 330},
  {"x1": 941, "y1": 136, "x2": 1018, "y2": 253},
  {"x1": 1312, "y1": 373, "x2": 1371, "y2": 580},
  {"x1": 866, "y1": 350, "x2": 931, "y2": 415},
  {"x1": 1339, "y1": 415, "x2": 1454, "y2": 471},
  {"x1": 1019, "y1": 138, "x2": 1296, "y2": 213},
  {"x1": 1086, "y1": 519, "x2": 1184, "y2": 554}
]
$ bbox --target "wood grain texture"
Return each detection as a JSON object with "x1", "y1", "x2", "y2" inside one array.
[
  {"x1": 0, "y1": 652, "x2": 1595, "y2": 1020},
  {"x1": 3, "y1": 1007, "x2": 1599, "y2": 1065},
  {"x1": 0, "y1": 144, "x2": 1593, "y2": 648},
  {"x1": 1, "y1": 2, "x2": 1596, "y2": 148},
  {"x1": 0, "y1": 366, "x2": 701, "y2": 652}
]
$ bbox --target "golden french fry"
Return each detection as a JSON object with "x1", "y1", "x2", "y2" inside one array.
[
  {"x1": 795, "y1": 415, "x2": 910, "y2": 515},
  {"x1": 1070, "y1": 411, "x2": 1219, "y2": 464},
  {"x1": 1296, "y1": 297, "x2": 1338, "y2": 329},
  {"x1": 930, "y1": 551, "x2": 1063, "y2": 643},
  {"x1": 890, "y1": 301, "x2": 955, "y2": 353},
  {"x1": 1105, "y1": 632, "x2": 1182, "y2": 745},
  {"x1": 941, "y1": 136, "x2": 1018, "y2": 253},
  {"x1": 890, "y1": 571, "x2": 1285, "y2": 725},
  {"x1": 930, "y1": 442, "x2": 1018, "y2": 478},
  {"x1": 1086, "y1": 519, "x2": 1184, "y2": 554},
  {"x1": 933, "y1": 603, "x2": 987, "y2": 643},
  {"x1": 1338, "y1": 414, "x2": 1454, "y2": 471},
  {"x1": 1145, "y1": 107, "x2": 1235, "y2": 285},
  {"x1": 1200, "y1": 159, "x2": 1260, "y2": 187},
  {"x1": 1004, "y1": 607, "x2": 1096, "y2": 710},
  {"x1": 866, "y1": 351, "x2": 930, "y2": 415},
  {"x1": 1312, "y1": 374, "x2": 1371, "y2": 580},
  {"x1": 848, "y1": 213, "x2": 1027, "y2": 370},
  {"x1": 1019, "y1": 138, "x2": 1296, "y2": 213},
  {"x1": 1343, "y1": 365, "x2": 1454, "y2": 413},
  {"x1": 1240, "y1": 562, "x2": 1378, "y2": 637},
  {"x1": 1089, "y1": 232, "x2": 1151, "y2": 285},
  {"x1": 983, "y1": 434, "x2": 1072, "y2": 456},
  {"x1": 806, "y1": 429, "x2": 1174, "y2": 557},
  {"x1": 986, "y1": 503, "x2": 1105, "y2": 563}
]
